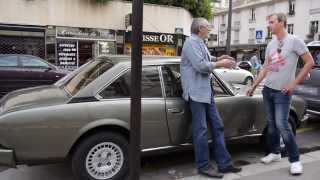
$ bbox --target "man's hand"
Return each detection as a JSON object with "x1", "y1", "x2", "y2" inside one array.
[
  {"x1": 216, "y1": 58, "x2": 235, "y2": 69},
  {"x1": 246, "y1": 86, "x2": 255, "y2": 97},
  {"x1": 217, "y1": 55, "x2": 234, "y2": 61},
  {"x1": 281, "y1": 82, "x2": 296, "y2": 95}
]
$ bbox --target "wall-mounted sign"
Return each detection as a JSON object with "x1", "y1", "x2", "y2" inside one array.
[
  {"x1": 125, "y1": 32, "x2": 177, "y2": 45},
  {"x1": 57, "y1": 41, "x2": 78, "y2": 69},
  {"x1": 57, "y1": 27, "x2": 116, "y2": 41}
]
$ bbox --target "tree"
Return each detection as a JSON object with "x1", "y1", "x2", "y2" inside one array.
[{"x1": 94, "y1": 0, "x2": 213, "y2": 19}]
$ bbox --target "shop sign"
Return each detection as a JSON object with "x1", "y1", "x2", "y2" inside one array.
[
  {"x1": 126, "y1": 32, "x2": 177, "y2": 45},
  {"x1": 57, "y1": 27, "x2": 115, "y2": 41},
  {"x1": 57, "y1": 41, "x2": 78, "y2": 69}
]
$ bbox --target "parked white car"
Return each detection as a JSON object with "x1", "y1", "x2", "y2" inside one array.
[{"x1": 214, "y1": 67, "x2": 254, "y2": 85}]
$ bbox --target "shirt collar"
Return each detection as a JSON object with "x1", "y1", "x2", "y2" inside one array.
[{"x1": 191, "y1": 34, "x2": 204, "y2": 43}]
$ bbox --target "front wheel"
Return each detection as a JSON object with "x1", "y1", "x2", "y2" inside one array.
[{"x1": 71, "y1": 132, "x2": 129, "y2": 180}]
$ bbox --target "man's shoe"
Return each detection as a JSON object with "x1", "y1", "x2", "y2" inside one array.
[
  {"x1": 219, "y1": 165, "x2": 242, "y2": 173},
  {"x1": 290, "y1": 161, "x2": 303, "y2": 175},
  {"x1": 261, "y1": 153, "x2": 281, "y2": 164},
  {"x1": 199, "y1": 166, "x2": 224, "y2": 178}
]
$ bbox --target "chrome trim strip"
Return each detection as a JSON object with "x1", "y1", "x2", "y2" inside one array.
[{"x1": 307, "y1": 109, "x2": 320, "y2": 116}]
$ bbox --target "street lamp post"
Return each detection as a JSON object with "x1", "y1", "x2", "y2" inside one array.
[
  {"x1": 226, "y1": 0, "x2": 232, "y2": 55},
  {"x1": 130, "y1": 0, "x2": 143, "y2": 180}
]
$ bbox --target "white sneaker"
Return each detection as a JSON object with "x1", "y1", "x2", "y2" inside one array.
[
  {"x1": 260, "y1": 153, "x2": 281, "y2": 164},
  {"x1": 290, "y1": 161, "x2": 303, "y2": 175}
]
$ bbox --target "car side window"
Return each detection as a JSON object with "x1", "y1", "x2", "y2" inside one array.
[
  {"x1": 99, "y1": 66, "x2": 162, "y2": 99},
  {"x1": 161, "y1": 64, "x2": 182, "y2": 97},
  {"x1": 211, "y1": 75, "x2": 228, "y2": 96},
  {"x1": 20, "y1": 56, "x2": 49, "y2": 68},
  {"x1": 0, "y1": 55, "x2": 18, "y2": 67}
]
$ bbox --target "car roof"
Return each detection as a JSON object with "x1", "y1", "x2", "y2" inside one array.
[{"x1": 94, "y1": 55, "x2": 181, "y2": 66}]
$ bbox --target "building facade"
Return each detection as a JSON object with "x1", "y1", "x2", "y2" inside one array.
[
  {"x1": 0, "y1": 0, "x2": 192, "y2": 69},
  {"x1": 210, "y1": 0, "x2": 320, "y2": 47}
]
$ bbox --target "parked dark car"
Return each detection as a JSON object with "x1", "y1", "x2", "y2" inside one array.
[
  {"x1": 294, "y1": 41, "x2": 320, "y2": 119},
  {"x1": 0, "y1": 54, "x2": 68, "y2": 98},
  {"x1": 237, "y1": 60, "x2": 252, "y2": 72}
]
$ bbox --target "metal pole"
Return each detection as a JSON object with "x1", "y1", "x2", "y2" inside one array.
[
  {"x1": 226, "y1": 0, "x2": 232, "y2": 55},
  {"x1": 130, "y1": 0, "x2": 143, "y2": 179}
]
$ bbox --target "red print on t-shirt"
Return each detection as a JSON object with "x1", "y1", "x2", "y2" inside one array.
[{"x1": 267, "y1": 51, "x2": 286, "y2": 72}]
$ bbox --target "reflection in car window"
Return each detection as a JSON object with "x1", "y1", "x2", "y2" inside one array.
[
  {"x1": 99, "y1": 66, "x2": 162, "y2": 98},
  {"x1": 161, "y1": 64, "x2": 182, "y2": 97},
  {"x1": 211, "y1": 75, "x2": 228, "y2": 96},
  {"x1": 64, "y1": 60, "x2": 114, "y2": 96},
  {"x1": 0, "y1": 55, "x2": 18, "y2": 67},
  {"x1": 20, "y1": 56, "x2": 49, "y2": 68}
]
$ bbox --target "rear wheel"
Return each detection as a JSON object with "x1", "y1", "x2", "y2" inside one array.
[
  {"x1": 261, "y1": 114, "x2": 297, "y2": 156},
  {"x1": 71, "y1": 132, "x2": 129, "y2": 180},
  {"x1": 244, "y1": 77, "x2": 253, "y2": 86}
]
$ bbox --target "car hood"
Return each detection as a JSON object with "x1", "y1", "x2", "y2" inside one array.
[{"x1": 0, "y1": 85, "x2": 70, "y2": 114}]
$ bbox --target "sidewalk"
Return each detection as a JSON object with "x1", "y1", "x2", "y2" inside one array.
[{"x1": 181, "y1": 150, "x2": 320, "y2": 180}]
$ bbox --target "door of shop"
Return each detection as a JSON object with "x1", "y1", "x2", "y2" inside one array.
[{"x1": 78, "y1": 41, "x2": 94, "y2": 66}]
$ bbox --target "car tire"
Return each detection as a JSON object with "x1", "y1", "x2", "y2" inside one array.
[
  {"x1": 244, "y1": 77, "x2": 253, "y2": 85},
  {"x1": 261, "y1": 114, "x2": 297, "y2": 156},
  {"x1": 71, "y1": 132, "x2": 129, "y2": 180}
]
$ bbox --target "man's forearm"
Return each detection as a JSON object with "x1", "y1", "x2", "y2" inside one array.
[
  {"x1": 252, "y1": 67, "x2": 267, "y2": 89},
  {"x1": 293, "y1": 57, "x2": 314, "y2": 86}
]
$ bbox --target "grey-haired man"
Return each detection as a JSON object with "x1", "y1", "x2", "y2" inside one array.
[{"x1": 181, "y1": 17, "x2": 242, "y2": 178}]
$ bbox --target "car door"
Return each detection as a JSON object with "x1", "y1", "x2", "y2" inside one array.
[
  {"x1": 0, "y1": 55, "x2": 20, "y2": 97},
  {"x1": 97, "y1": 66, "x2": 171, "y2": 149},
  {"x1": 161, "y1": 64, "x2": 192, "y2": 145},
  {"x1": 212, "y1": 75, "x2": 256, "y2": 137},
  {"x1": 19, "y1": 55, "x2": 56, "y2": 86}
]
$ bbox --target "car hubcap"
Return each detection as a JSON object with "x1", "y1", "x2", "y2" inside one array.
[{"x1": 86, "y1": 142, "x2": 124, "y2": 179}]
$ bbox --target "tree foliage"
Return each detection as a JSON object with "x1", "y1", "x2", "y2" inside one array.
[{"x1": 94, "y1": 0, "x2": 213, "y2": 20}]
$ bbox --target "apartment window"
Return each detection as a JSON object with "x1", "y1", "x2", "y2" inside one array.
[
  {"x1": 266, "y1": 27, "x2": 272, "y2": 39},
  {"x1": 233, "y1": 31, "x2": 239, "y2": 44},
  {"x1": 310, "y1": 21, "x2": 319, "y2": 34},
  {"x1": 221, "y1": 15, "x2": 226, "y2": 25},
  {"x1": 287, "y1": 24, "x2": 294, "y2": 34},
  {"x1": 249, "y1": 28, "x2": 255, "y2": 39},
  {"x1": 289, "y1": 0, "x2": 295, "y2": 16},
  {"x1": 249, "y1": 8, "x2": 256, "y2": 23}
]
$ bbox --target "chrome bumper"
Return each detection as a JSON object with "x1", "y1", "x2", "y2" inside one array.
[{"x1": 0, "y1": 148, "x2": 16, "y2": 167}]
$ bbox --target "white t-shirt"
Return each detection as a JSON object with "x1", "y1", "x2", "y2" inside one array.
[{"x1": 264, "y1": 34, "x2": 309, "y2": 90}]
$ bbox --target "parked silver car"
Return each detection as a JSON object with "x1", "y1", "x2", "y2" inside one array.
[{"x1": 0, "y1": 56, "x2": 306, "y2": 180}]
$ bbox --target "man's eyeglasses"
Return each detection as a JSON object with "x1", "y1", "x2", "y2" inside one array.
[{"x1": 277, "y1": 40, "x2": 283, "y2": 54}]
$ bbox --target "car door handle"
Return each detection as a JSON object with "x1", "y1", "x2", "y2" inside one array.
[{"x1": 168, "y1": 108, "x2": 184, "y2": 114}]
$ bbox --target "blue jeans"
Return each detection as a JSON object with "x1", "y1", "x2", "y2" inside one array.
[
  {"x1": 189, "y1": 95, "x2": 232, "y2": 171},
  {"x1": 262, "y1": 86, "x2": 300, "y2": 163}
]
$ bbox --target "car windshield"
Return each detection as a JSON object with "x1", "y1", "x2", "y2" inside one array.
[{"x1": 58, "y1": 59, "x2": 114, "y2": 96}]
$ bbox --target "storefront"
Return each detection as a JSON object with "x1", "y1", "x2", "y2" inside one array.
[
  {"x1": 0, "y1": 24, "x2": 45, "y2": 58},
  {"x1": 124, "y1": 31, "x2": 183, "y2": 56},
  {"x1": 46, "y1": 26, "x2": 117, "y2": 70}
]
